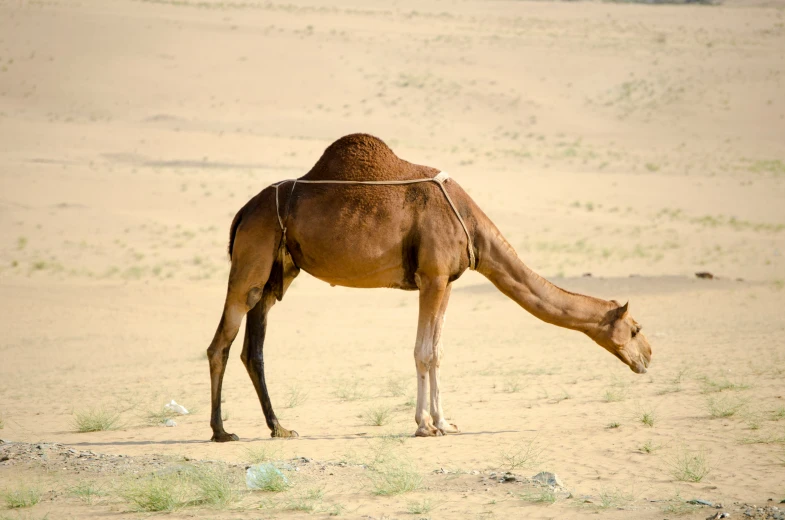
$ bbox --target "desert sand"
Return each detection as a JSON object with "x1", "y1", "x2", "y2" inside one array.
[{"x1": 1, "y1": 0, "x2": 784, "y2": 518}]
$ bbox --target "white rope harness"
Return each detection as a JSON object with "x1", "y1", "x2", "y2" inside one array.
[{"x1": 271, "y1": 171, "x2": 476, "y2": 271}]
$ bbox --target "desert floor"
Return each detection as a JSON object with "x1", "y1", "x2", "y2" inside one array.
[{"x1": 1, "y1": 0, "x2": 784, "y2": 518}]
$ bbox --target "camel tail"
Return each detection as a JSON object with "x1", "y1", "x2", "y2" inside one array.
[{"x1": 227, "y1": 208, "x2": 243, "y2": 260}]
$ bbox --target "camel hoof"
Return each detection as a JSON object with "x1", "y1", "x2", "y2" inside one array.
[
  {"x1": 271, "y1": 426, "x2": 299, "y2": 438},
  {"x1": 438, "y1": 423, "x2": 460, "y2": 435},
  {"x1": 211, "y1": 432, "x2": 239, "y2": 442},
  {"x1": 414, "y1": 425, "x2": 439, "y2": 437}
]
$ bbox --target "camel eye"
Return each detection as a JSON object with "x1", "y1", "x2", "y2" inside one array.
[{"x1": 631, "y1": 328, "x2": 638, "y2": 338}]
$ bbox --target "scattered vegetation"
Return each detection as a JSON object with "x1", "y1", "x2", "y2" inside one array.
[
  {"x1": 146, "y1": 405, "x2": 181, "y2": 425},
  {"x1": 607, "y1": 421, "x2": 621, "y2": 429},
  {"x1": 386, "y1": 377, "x2": 408, "y2": 397},
  {"x1": 603, "y1": 386, "x2": 627, "y2": 402},
  {"x1": 668, "y1": 447, "x2": 711, "y2": 482},
  {"x1": 2, "y1": 484, "x2": 41, "y2": 509},
  {"x1": 121, "y1": 465, "x2": 239, "y2": 511},
  {"x1": 407, "y1": 497, "x2": 436, "y2": 514},
  {"x1": 187, "y1": 465, "x2": 238, "y2": 507},
  {"x1": 498, "y1": 438, "x2": 545, "y2": 471},
  {"x1": 632, "y1": 403, "x2": 657, "y2": 427},
  {"x1": 285, "y1": 385, "x2": 308, "y2": 408},
  {"x1": 363, "y1": 406, "x2": 393, "y2": 427},
  {"x1": 502, "y1": 375, "x2": 523, "y2": 393},
  {"x1": 369, "y1": 461, "x2": 422, "y2": 496},
  {"x1": 72, "y1": 407, "x2": 121, "y2": 432},
  {"x1": 603, "y1": 377, "x2": 629, "y2": 402},
  {"x1": 740, "y1": 433, "x2": 785, "y2": 445},
  {"x1": 639, "y1": 440, "x2": 661, "y2": 454},
  {"x1": 661, "y1": 492, "x2": 701, "y2": 515},
  {"x1": 706, "y1": 395, "x2": 746, "y2": 418},
  {"x1": 244, "y1": 444, "x2": 280, "y2": 464},
  {"x1": 700, "y1": 377, "x2": 750, "y2": 394},
  {"x1": 519, "y1": 487, "x2": 557, "y2": 504},
  {"x1": 121, "y1": 473, "x2": 186, "y2": 512},
  {"x1": 597, "y1": 486, "x2": 635, "y2": 509},
  {"x1": 333, "y1": 379, "x2": 367, "y2": 401},
  {"x1": 67, "y1": 480, "x2": 107, "y2": 504}
]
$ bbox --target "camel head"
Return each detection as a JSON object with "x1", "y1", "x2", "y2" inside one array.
[{"x1": 594, "y1": 302, "x2": 652, "y2": 374}]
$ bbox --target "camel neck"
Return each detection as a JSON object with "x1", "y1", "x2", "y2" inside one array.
[{"x1": 475, "y1": 223, "x2": 614, "y2": 336}]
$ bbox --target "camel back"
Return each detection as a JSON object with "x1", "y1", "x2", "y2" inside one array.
[{"x1": 301, "y1": 133, "x2": 439, "y2": 182}]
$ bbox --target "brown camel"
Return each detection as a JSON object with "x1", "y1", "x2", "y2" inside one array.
[{"x1": 206, "y1": 133, "x2": 652, "y2": 441}]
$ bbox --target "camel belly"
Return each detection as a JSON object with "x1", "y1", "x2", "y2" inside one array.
[{"x1": 286, "y1": 229, "x2": 418, "y2": 290}]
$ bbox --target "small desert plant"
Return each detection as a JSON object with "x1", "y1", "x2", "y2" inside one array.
[
  {"x1": 121, "y1": 473, "x2": 188, "y2": 512},
  {"x1": 402, "y1": 395, "x2": 416, "y2": 408},
  {"x1": 669, "y1": 447, "x2": 711, "y2": 482},
  {"x1": 630, "y1": 402, "x2": 657, "y2": 427},
  {"x1": 639, "y1": 440, "x2": 661, "y2": 454},
  {"x1": 706, "y1": 395, "x2": 746, "y2": 418},
  {"x1": 72, "y1": 407, "x2": 121, "y2": 432},
  {"x1": 369, "y1": 461, "x2": 422, "y2": 496},
  {"x1": 363, "y1": 406, "x2": 393, "y2": 426},
  {"x1": 244, "y1": 444, "x2": 280, "y2": 464},
  {"x1": 407, "y1": 497, "x2": 436, "y2": 514},
  {"x1": 68, "y1": 480, "x2": 107, "y2": 504},
  {"x1": 0, "y1": 413, "x2": 4, "y2": 429},
  {"x1": 661, "y1": 492, "x2": 701, "y2": 515},
  {"x1": 770, "y1": 407, "x2": 785, "y2": 420},
  {"x1": 597, "y1": 486, "x2": 635, "y2": 509},
  {"x1": 700, "y1": 377, "x2": 750, "y2": 393},
  {"x1": 187, "y1": 465, "x2": 237, "y2": 507},
  {"x1": 333, "y1": 379, "x2": 366, "y2": 401},
  {"x1": 502, "y1": 375, "x2": 523, "y2": 393},
  {"x1": 498, "y1": 438, "x2": 545, "y2": 471},
  {"x1": 146, "y1": 406, "x2": 180, "y2": 425},
  {"x1": 519, "y1": 487, "x2": 557, "y2": 504},
  {"x1": 2, "y1": 484, "x2": 41, "y2": 508},
  {"x1": 603, "y1": 387, "x2": 627, "y2": 402},
  {"x1": 607, "y1": 421, "x2": 621, "y2": 429},
  {"x1": 386, "y1": 377, "x2": 408, "y2": 397},
  {"x1": 640, "y1": 410, "x2": 656, "y2": 427},
  {"x1": 740, "y1": 432, "x2": 785, "y2": 445},
  {"x1": 285, "y1": 385, "x2": 308, "y2": 408}
]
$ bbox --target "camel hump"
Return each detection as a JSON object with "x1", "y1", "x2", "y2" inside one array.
[{"x1": 302, "y1": 133, "x2": 437, "y2": 181}]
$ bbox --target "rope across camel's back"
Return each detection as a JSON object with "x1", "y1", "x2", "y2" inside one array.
[{"x1": 271, "y1": 133, "x2": 476, "y2": 271}]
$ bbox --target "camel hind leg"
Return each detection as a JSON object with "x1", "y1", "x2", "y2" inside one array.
[
  {"x1": 241, "y1": 262, "x2": 300, "y2": 438},
  {"x1": 207, "y1": 220, "x2": 276, "y2": 442}
]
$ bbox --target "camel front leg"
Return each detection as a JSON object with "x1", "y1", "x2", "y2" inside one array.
[
  {"x1": 413, "y1": 275, "x2": 452, "y2": 437},
  {"x1": 428, "y1": 284, "x2": 459, "y2": 435}
]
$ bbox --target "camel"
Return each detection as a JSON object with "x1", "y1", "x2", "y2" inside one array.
[{"x1": 206, "y1": 133, "x2": 652, "y2": 441}]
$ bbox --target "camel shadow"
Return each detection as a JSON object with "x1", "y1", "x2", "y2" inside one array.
[{"x1": 65, "y1": 429, "x2": 528, "y2": 448}]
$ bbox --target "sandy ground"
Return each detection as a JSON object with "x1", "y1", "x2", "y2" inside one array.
[{"x1": 1, "y1": 0, "x2": 785, "y2": 518}]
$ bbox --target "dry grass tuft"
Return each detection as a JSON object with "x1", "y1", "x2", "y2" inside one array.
[
  {"x1": 2, "y1": 483, "x2": 41, "y2": 509},
  {"x1": 369, "y1": 461, "x2": 422, "y2": 496},
  {"x1": 668, "y1": 447, "x2": 711, "y2": 482},
  {"x1": 363, "y1": 406, "x2": 393, "y2": 427},
  {"x1": 72, "y1": 407, "x2": 121, "y2": 432},
  {"x1": 285, "y1": 385, "x2": 308, "y2": 408},
  {"x1": 706, "y1": 395, "x2": 746, "y2": 418},
  {"x1": 498, "y1": 438, "x2": 545, "y2": 471},
  {"x1": 519, "y1": 487, "x2": 557, "y2": 504}
]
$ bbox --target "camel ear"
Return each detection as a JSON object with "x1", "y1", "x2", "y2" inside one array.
[{"x1": 617, "y1": 301, "x2": 629, "y2": 319}]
